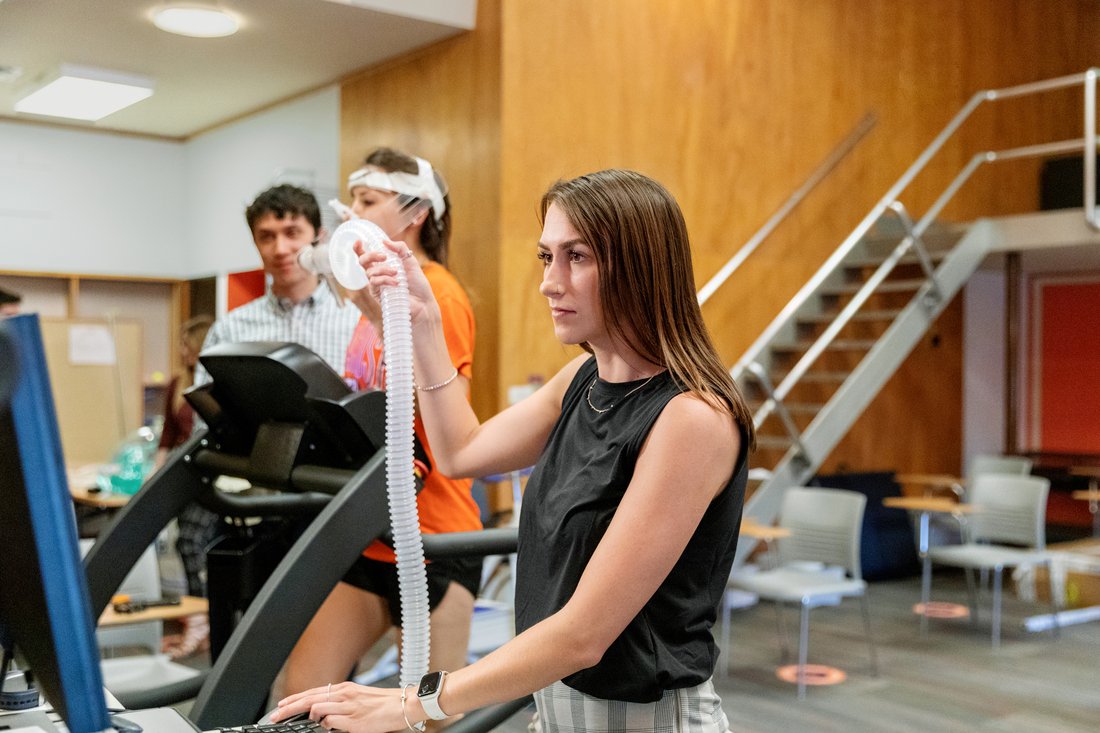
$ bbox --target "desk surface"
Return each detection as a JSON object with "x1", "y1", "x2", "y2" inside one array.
[
  {"x1": 741, "y1": 518, "x2": 792, "y2": 540},
  {"x1": 70, "y1": 485, "x2": 130, "y2": 509},
  {"x1": 99, "y1": 596, "x2": 208, "y2": 627},
  {"x1": 895, "y1": 473, "x2": 965, "y2": 492},
  {"x1": 67, "y1": 464, "x2": 130, "y2": 508},
  {"x1": 883, "y1": 496, "x2": 975, "y2": 514}
]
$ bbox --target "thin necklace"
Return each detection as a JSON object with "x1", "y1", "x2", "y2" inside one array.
[{"x1": 586, "y1": 373, "x2": 657, "y2": 414}]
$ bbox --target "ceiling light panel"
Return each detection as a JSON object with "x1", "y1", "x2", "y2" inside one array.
[
  {"x1": 152, "y1": 6, "x2": 240, "y2": 38},
  {"x1": 15, "y1": 65, "x2": 154, "y2": 122}
]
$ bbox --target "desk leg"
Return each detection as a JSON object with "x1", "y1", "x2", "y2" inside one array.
[
  {"x1": 919, "y1": 511, "x2": 931, "y2": 636},
  {"x1": 1090, "y1": 480, "x2": 1100, "y2": 538}
]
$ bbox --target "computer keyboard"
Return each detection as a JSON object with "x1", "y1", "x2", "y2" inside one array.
[{"x1": 208, "y1": 721, "x2": 330, "y2": 733}]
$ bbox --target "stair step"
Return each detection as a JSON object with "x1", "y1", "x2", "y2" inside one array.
[
  {"x1": 772, "y1": 370, "x2": 850, "y2": 384},
  {"x1": 794, "y1": 370, "x2": 850, "y2": 383},
  {"x1": 820, "y1": 278, "x2": 926, "y2": 296},
  {"x1": 798, "y1": 309, "x2": 902, "y2": 324},
  {"x1": 859, "y1": 219, "x2": 966, "y2": 243},
  {"x1": 749, "y1": 401, "x2": 826, "y2": 416},
  {"x1": 754, "y1": 435, "x2": 793, "y2": 450},
  {"x1": 780, "y1": 401, "x2": 826, "y2": 415},
  {"x1": 771, "y1": 338, "x2": 877, "y2": 354},
  {"x1": 843, "y1": 252, "x2": 946, "y2": 269}
]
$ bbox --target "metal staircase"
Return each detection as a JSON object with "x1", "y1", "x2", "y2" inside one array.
[{"x1": 703, "y1": 70, "x2": 1100, "y2": 567}]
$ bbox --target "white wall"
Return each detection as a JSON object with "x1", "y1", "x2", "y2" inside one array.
[
  {"x1": 962, "y1": 269, "x2": 1005, "y2": 473},
  {"x1": 184, "y1": 86, "x2": 341, "y2": 278},
  {"x1": 0, "y1": 85, "x2": 340, "y2": 279},
  {"x1": 0, "y1": 121, "x2": 188, "y2": 276}
]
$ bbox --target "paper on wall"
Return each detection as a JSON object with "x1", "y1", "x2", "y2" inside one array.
[{"x1": 68, "y1": 324, "x2": 116, "y2": 365}]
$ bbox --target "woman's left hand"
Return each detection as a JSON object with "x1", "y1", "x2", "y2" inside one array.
[
  {"x1": 360, "y1": 238, "x2": 439, "y2": 330},
  {"x1": 271, "y1": 681, "x2": 413, "y2": 733}
]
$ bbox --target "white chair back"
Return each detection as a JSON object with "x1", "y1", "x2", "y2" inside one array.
[
  {"x1": 967, "y1": 454, "x2": 1032, "y2": 483},
  {"x1": 965, "y1": 474, "x2": 1049, "y2": 549},
  {"x1": 777, "y1": 487, "x2": 867, "y2": 581}
]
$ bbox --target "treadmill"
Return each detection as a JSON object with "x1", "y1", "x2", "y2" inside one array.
[{"x1": 82, "y1": 342, "x2": 525, "y2": 730}]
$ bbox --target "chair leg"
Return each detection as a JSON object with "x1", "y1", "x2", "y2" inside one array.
[
  {"x1": 920, "y1": 552, "x2": 932, "y2": 636},
  {"x1": 991, "y1": 566, "x2": 1003, "y2": 650},
  {"x1": 797, "y1": 602, "x2": 810, "y2": 701},
  {"x1": 964, "y1": 568, "x2": 980, "y2": 625},
  {"x1": 860, "y1": 595, "x2": 878, "y2": 676},
  {"x1": 1046, "y1": 560, "x2": 1061, "y2": 640},
  {"x1": 773, "y1": 600, "x2": 790, "y2": 663}
]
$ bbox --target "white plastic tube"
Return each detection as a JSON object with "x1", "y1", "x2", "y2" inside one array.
[{"x1": 327, "y1": 219, "x2": 431, "y2": 689}]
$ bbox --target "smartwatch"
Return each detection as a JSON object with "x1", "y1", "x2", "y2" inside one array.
[{"x1": 417, "y1": 671, "x2": 449, "y2": 720}]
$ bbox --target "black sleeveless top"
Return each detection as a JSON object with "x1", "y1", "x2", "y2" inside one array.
[{"x1": 515, "y1": 357, "x2": 748, "y2": 702}]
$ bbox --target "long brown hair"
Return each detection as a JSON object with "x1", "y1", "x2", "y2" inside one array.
[{"x1": 540, "y1": 169, "x2": 755, "y2": 449}]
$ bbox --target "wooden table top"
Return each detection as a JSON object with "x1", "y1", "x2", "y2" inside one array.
[
  {"x1": 98, "y1": 595, "x2": 208, "y2": 627},
  {"x1": 741, "y1": 518, "x2": 792, "y2": 540},
  {"x1": 895, "y1": 473, "x2": 966, "y2": 489},
  {"x1": 883, "y1": 496, "x2": 975, "y2": 514},
  {"x1": 70, "y1": 484, "x2": 130, "y2": 509},
  {"x1": 67, "y1": 464, "x2": 131, "y2": 508}
]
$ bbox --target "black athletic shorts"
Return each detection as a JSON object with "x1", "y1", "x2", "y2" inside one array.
[{"x1": 342, "y1": 554, "x2": 483, "y2": 622}]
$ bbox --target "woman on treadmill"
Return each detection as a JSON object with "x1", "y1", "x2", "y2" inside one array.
[{"x1": 272, "y1": 168, "x2": 754, "y2": 733}]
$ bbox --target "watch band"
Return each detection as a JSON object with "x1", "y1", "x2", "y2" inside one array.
[{"x1": 417, "y1": 671, "x2": 449, "y2": 720}]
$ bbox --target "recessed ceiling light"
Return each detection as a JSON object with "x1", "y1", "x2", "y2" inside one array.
[
  {"x1": 152, "y1": 5, "x2": 240, "y2": 38},
  {"x1": 14, "y1": 65, "x2": 154, "y2": 122}
]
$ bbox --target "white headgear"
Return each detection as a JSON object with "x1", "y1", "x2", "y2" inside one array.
[{"x1": 346, "y1": 156, "x2": 447, "y2": 223}]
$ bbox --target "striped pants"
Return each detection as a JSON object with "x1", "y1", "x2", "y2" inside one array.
[{"x1": 531, "y1": 679, "x2": 729, "y2": 733}]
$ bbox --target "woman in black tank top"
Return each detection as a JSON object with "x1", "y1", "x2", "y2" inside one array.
[{"x1": 271, "y1": 169, "x2": 756, "y2": 733}]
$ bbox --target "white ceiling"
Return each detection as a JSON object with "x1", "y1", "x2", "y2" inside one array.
[{"x1": 0, "y1": 0, "x2": 476, "y2": 139}]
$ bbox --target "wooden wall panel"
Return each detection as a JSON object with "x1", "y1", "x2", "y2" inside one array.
[
  {"x1": 41, "y1": 318, "x2": 144, "y2": 466},
  {"x1": 340, "y1": 0, "x2": 501, "y2": 420},
  {"x1": 496, "y1": 0, "x2": 1100, "y2": 475}
]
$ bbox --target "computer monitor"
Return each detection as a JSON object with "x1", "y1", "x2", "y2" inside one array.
[{"x1": 0, "y1": 314, "x2": 113, "y2": 733}]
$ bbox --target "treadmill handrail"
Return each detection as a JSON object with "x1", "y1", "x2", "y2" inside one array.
[{"x1": 191, "y1": 449, "x2": 357, "y2": 495}]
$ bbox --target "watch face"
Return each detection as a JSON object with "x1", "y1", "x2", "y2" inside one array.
[{"x1": 418, "y1": 671, "x2": 444, "y2": 697}]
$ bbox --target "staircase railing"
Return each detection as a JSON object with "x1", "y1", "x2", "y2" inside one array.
[
  {"x1": 697, "y1": 112, "x2": 877, "y2": 306},
  {"x1": 734, "y1": 69, "x2": 1100, "y2": 437}
]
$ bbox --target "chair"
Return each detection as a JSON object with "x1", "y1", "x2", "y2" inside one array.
[
  {"x1": 923, "y1": 454, "x2": 1033, "y2": 549},
  {"x1": 728, "y1": 487, "x2": 877, "y2": 699},
  {"x1": 967, "y1": 454, "x2": 1033, "y2": 484},
  {"x1": 925, "y1": 474, "x2": 1060, "y2": 648}
]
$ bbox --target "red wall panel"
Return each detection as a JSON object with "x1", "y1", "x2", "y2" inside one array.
[{"x1": 1038, "y1": 279, "x2": 1100, "y2": 453}]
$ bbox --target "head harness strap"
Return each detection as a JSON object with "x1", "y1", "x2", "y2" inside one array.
[{"x1": 347, "y1": 156, "x2": 447, "y2": 223}]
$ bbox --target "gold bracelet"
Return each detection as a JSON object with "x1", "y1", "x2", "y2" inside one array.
[
  {"x1": 416, "y1": 367, "x2": 459, "y2": 392},
  {"x1": 401, "y1": 684, "x2": 425, "y2": 732}
]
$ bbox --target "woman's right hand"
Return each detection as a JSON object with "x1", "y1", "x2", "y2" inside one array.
[{"x1": 359, "y1": 239, "x2": 440, "y2": 329}]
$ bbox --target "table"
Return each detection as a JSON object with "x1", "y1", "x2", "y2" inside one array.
[
  {"x1": 883, "y1": 496, "x2": 975, "y2": 633},
  {"x1": 67, "y1": 465, "x2": 131, "y2": 538},
  {"x1": 741, "y1": 518, "x2": 791, "y2": 569},
  {"x1": 67, "y1": 464, "x2": 131, "y2": 509},
  {"x1": 69, "y1": 485, "x2": 130, "y2": 510},
  {"x1": 98, "y1": 595, "x2": 208, "y2": 628},
  {"x1": 1069, "y1": 466, "x2": 1100, "y2": 537},
  {"x1": 741, "y1": 518, "x2": 792, "y2": 541},
  {"x1": 895, "y1": 473, "x2": 966, "y2": 498}
]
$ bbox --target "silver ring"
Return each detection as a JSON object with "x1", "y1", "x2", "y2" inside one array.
[
  {"x1": 327, "y1": 682, "x2": 332, "y2": 701},
  {"x1": 401, "y1": 248, "x2": 412, "y2": 259}
]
